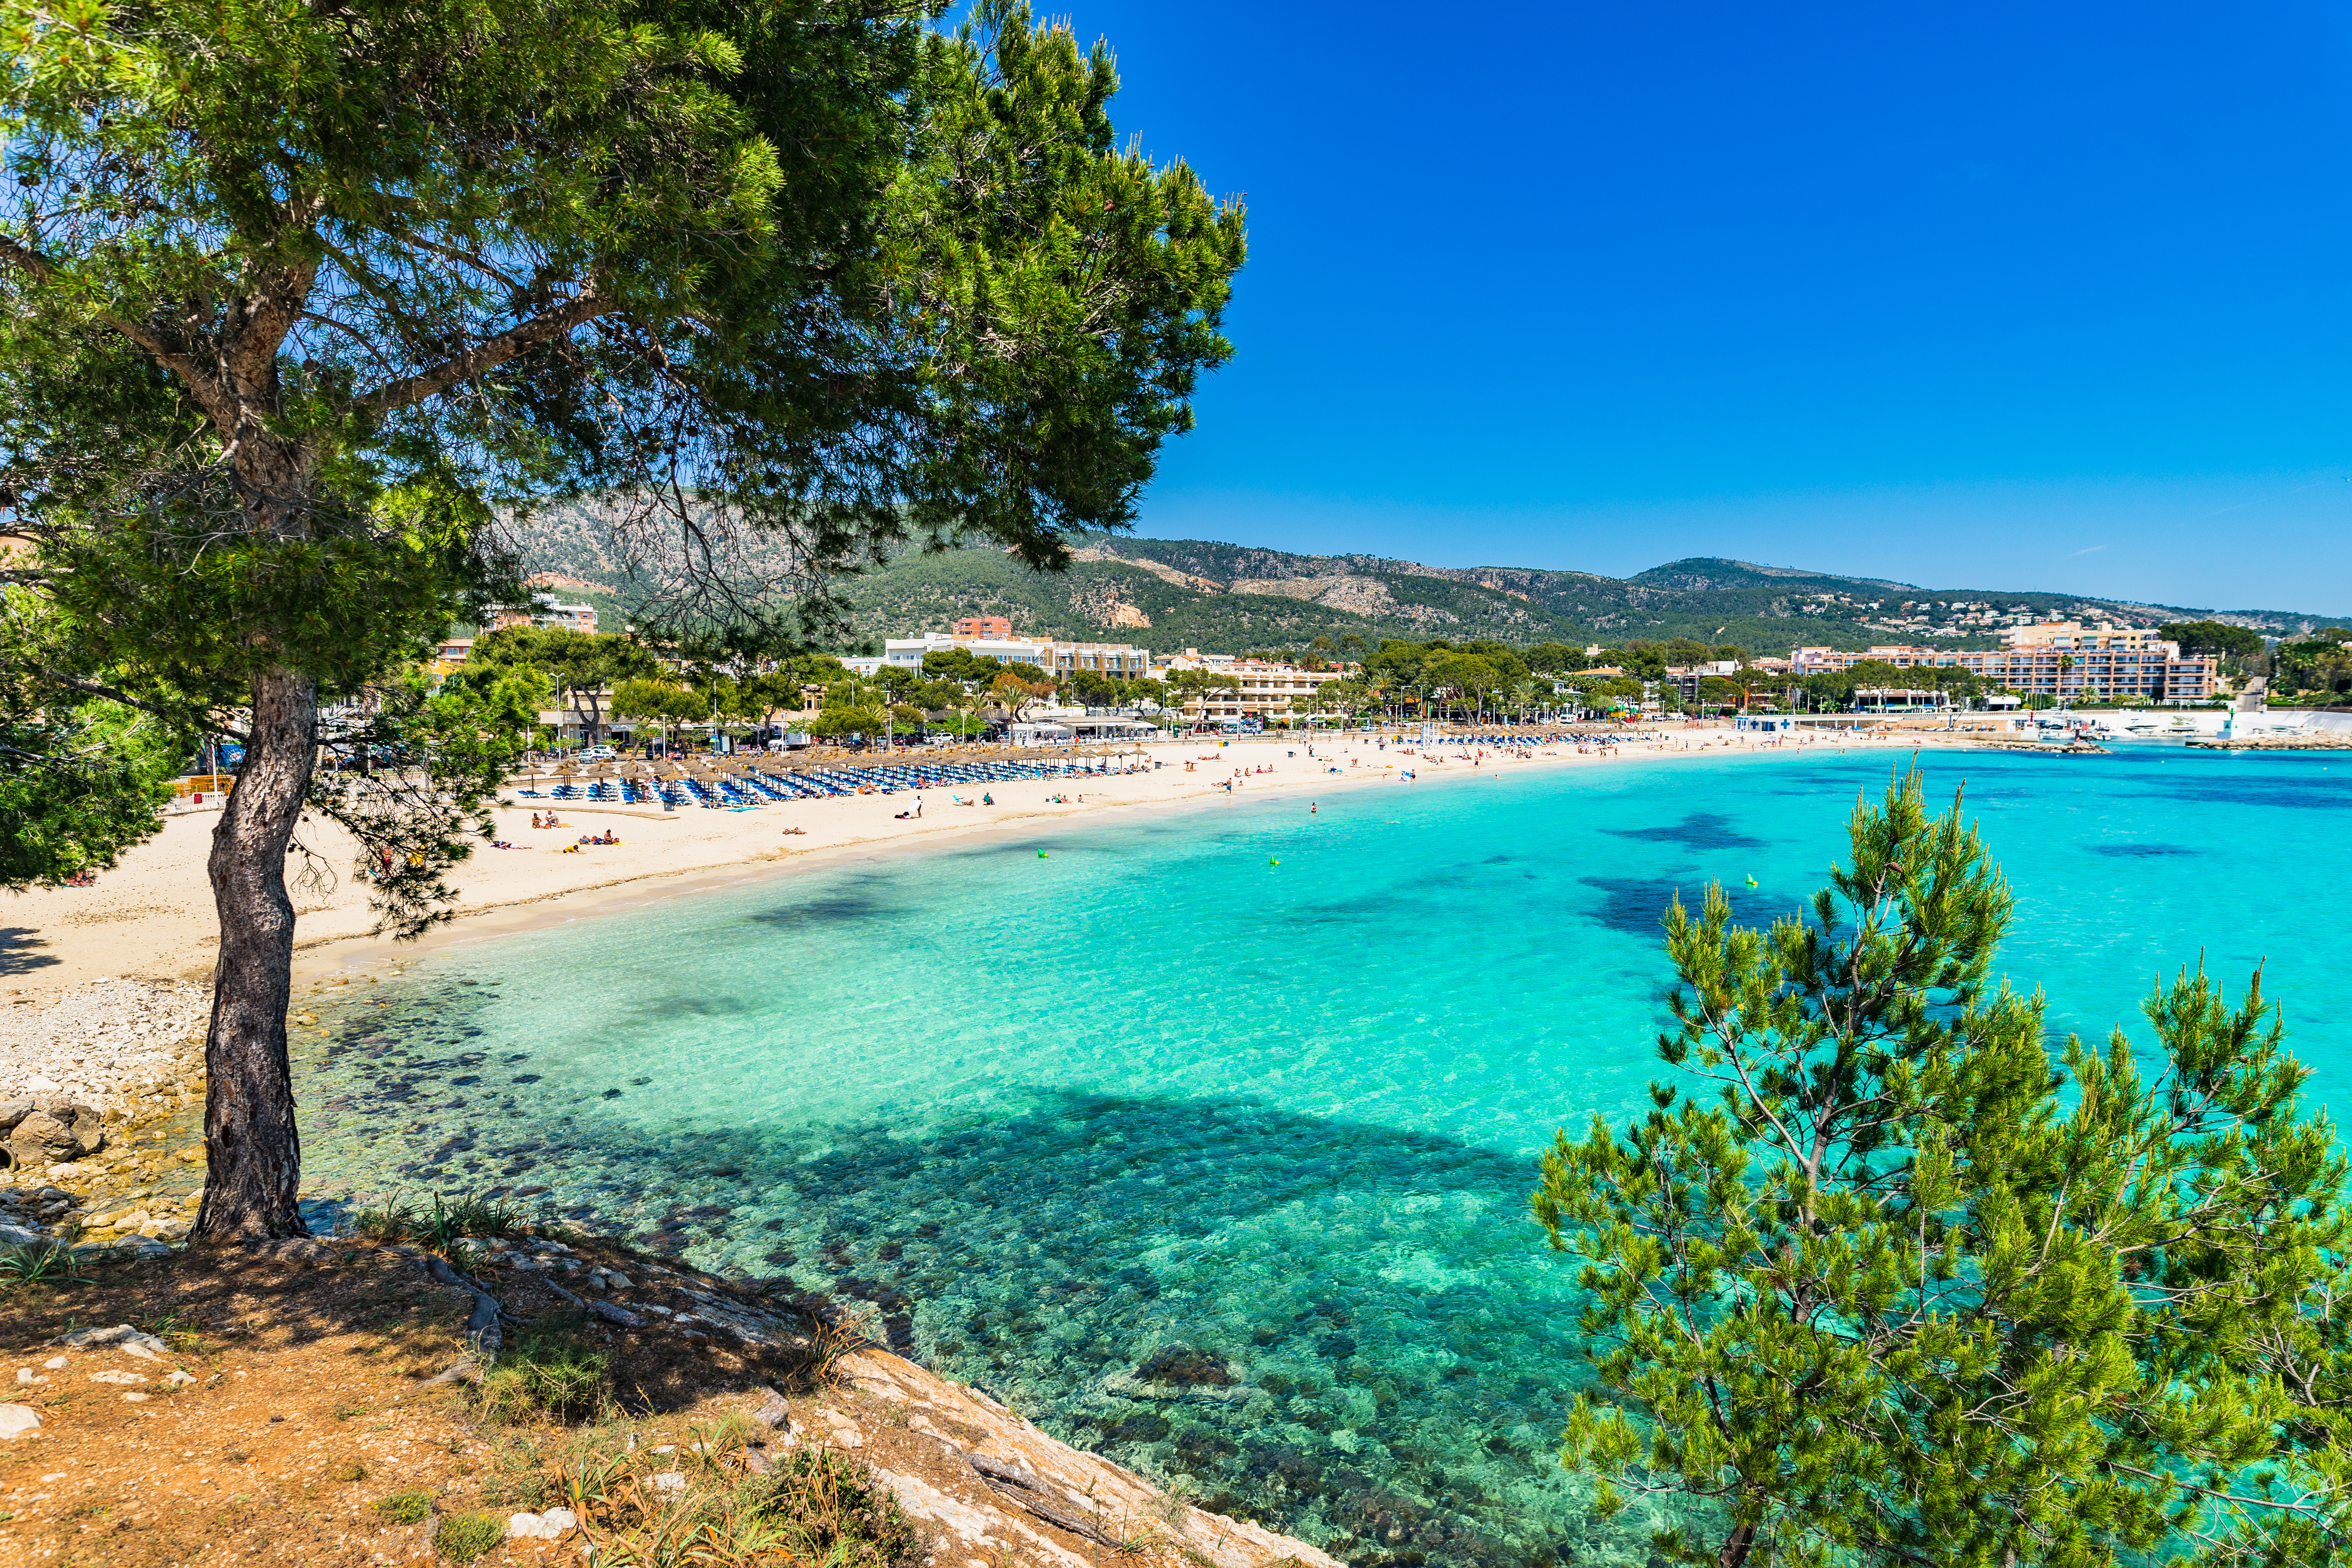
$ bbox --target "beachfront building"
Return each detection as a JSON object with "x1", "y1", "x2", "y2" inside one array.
[
  {"x1": 1790, "y1": 621, "x2": 2217, "y2": 701},
  {"x1": 490, "y1": 593, "x2": 598, "y2": 634},
  {"x1": 1155, "y1": 649, "x2": 1353, "y2": 725},
  {"x1": 881, "y1": 629, "x2": 1151, "y2": 677}
]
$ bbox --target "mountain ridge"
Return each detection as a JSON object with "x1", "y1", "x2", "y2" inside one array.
[{"x1": 512, "y1": 519, "x2": 2345, "y2": 656}]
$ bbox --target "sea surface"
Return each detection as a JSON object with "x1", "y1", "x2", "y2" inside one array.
[{"x1": 295, "y1": 744, "x2": 2352, "y2": 1566}]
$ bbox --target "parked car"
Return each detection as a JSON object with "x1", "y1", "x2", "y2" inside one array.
[{"x1": 576, "y1": 745, "x2": 617, "y2": 762}]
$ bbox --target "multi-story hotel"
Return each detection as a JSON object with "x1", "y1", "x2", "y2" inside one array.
[
  {"x1": 881, "y1": 629, "x2": 1152, "y2": 678},
  {"x1": 1155, "y1": 649, "x2": 1353, "y2": 724},
  {"x1": 1791, "y1": 622, "x2": 2217, "y2": 701}
]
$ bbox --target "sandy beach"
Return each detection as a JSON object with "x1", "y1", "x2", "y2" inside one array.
[{"x1": 2, "y1": 724, "x2": 1974, "y2": 1007}]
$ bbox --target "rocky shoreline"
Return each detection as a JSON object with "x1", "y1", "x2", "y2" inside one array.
[
  {"x1": 0, "y1": 982, "x2": 1341, "y2": 1566},
  {"x1": 1, "y1": 980, "x2": 210, "y2": 1252}
]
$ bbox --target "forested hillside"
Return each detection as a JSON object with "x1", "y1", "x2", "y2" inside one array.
[{"x1": 512, "y1": 518, "x2": 2345, "y2": 656}]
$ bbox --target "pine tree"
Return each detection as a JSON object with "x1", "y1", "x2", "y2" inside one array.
[
  {"x1": 1535, "y1": 770, "x2": 2351, "y2": 1566},
  {"x1": 1, "y1": 0, "x2": 1242, "y2": 1239}
]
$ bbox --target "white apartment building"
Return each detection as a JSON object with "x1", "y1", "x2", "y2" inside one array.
[
  {"x1": 490, "y1": 593, "x2": 598, "y2": 634},
  {"x1": 1791, "y1": 621, "x2": 2217, "y2": 701},
  {"x1": 881, "y1": 630, "x2": 1150, "y2": 677}
]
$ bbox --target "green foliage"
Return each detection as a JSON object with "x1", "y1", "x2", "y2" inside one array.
[
  {"x1": 430, "y1": 1511, "x2": 504, "y2": 1562},
  {"x1": 0, "y1": 1240, "x2": 88, "y2": 1287},
  {"x1": 553, "y1": 1437, "x2": 915, "y2": 1567},
  {"x1": 1534, "y1": 770, "x2": 2350, "y2": 1567},
  {"x1": 375, "y1": 1490, "x2": 433, "y2": 1526},
  {"x1": 348, "y1": 1191, "x2": 519, "y2": 1255},
  {"x1": 2161, "y1": 620, "x2": 2269, "y2": 661},
  {"x1": 0, "y1": 588, "x2": 181, "y2": 888},
  {"x1": 810, "y1": 705, "x2": 885, "y2": 739},
  {"x1": 480, "y1": 1325, "x2": 612, "y2": 1424},
  {"x1": 2273, "y1": 636, "x2": 2352, "y2": 703}
]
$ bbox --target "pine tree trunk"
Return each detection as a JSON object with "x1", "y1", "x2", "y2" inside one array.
[{"x1": 191, "y1": 665, "x2": 321, "y2": 1243}]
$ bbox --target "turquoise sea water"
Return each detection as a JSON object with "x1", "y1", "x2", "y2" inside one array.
[{"x1": 295, "y1": 745, "x2": 2352, "y2": 1566}]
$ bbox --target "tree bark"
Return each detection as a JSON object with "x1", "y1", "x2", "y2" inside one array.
[
  {"x1": 1716, "y1": 1519, "x2": 1757, "y2": 1568},
  {"x1": 191, "y1": 665, "x2": 321, "y2": 1242}
]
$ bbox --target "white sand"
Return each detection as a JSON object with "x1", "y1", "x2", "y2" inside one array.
[{"x1": 2, "y1": 725, "x2": 1942, "y2": 1015}]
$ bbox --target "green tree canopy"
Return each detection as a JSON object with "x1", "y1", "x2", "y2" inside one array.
[
  {"x1": 1535, "y1": 772, "x2": 2349, "y2": 1567},
  {"x1": 2160, "y1": 620, "x2": 2267, "y2": 661},
  {"x1": 0, "y1": 0, "x2": 1242, "y2": 1239}
]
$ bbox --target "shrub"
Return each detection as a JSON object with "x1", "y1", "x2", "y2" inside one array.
[
  {"x1": 423, "y1": 1193, "x2": 521, "y2": 1250},
  {"x1": 374, "y1": 1489, "x2": 432, "y2": 1524},
  {"x1": 553, "y1": 1436, "x2": 916, "y2": 1566},
  {"x1": 347, "y1": 1190, "x2": 522, "y2": 1255},
  {"x1": 479, "y1": 1325, "x2": 611, "y2": 1423},
  {"x1": 349, "y1": 1195, "x2": 420, "y2": 1244},
  {"x1": 432, "y1": 1512, "x2": 505, "y2": 1562},
  {"x1": 0, "y1": 1241, "x2": 87, "y2": 1288}
]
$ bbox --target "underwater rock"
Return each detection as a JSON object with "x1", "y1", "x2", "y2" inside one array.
[{"x1": 1136, "y1": 1344, "x2": 1235, "y2": 1387}]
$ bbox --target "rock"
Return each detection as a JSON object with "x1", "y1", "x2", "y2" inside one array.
[
  {"x1": 0, "y1": 1221, "x2": 40, "y2": 1247},
  {"x1": 506, "y1": 1513, "x2": 557, "y2": 1540},
  {"x1": 1136, "y1": 1344, "x2": 1236, "y2": 1387},
  {"x1": 121, "y1": 1391, "x2": 150, "y2": 1403},
  {"x1": 54, "y1": 1323, "x2": 165, "y2": 1354},
  {"x1": 90, "y1": 1370, "x2": 147, "y2": 1384},
  {"x1": 165, "y1": 1370, "x2": 196, "y2": 1386},
  {"x1": 260, "y1": 1237, "x2": 331, "y2": 1265},
  {"x1": 740, "y1": 1445, "x2": 775, "y2": 1475},
  {"x1": 23, "y1": 1077, "x2": 58, "y2": 1093},
  {"x1": 0, "y1": 1405, "x2": 39, "y2": 1439},
  {"x1": 7, "y1": 1105, "x2": 104, "y2": 1167},
  {"x1": 42, "y1": 1356, "x2": 65, "y2": 1370},
  {"x1": 652, "y1": 1471, "x2": 687, "y2": 1495},
  {"x1": 749, "y1": 1392, "x2": 791, "y2": 1428},
  {"x1": 604, "y1": 1271, "x2": 633, "y2": 1290},
  {"x1": 0, "y1": 1101, "x2": 30, "y2": 1132},
  {"x1": 589, "y1": 1299, "x2": 643, "y2": 1329},
  {"x1": 542, "y1": 1507, "x2": 577, "y2": 1533}
]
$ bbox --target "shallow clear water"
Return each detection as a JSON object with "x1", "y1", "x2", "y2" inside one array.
[{"x1": 295, "y1": 744, "x2": 2352, "y2": 1566}]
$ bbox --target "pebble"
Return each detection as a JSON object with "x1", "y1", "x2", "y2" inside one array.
[
  {"x1": 0, "y1": 1405, "x2": 38, "y2": 1439},
  {"x1": 0, "y1": 980, "x2": 208, "y2": 1116},
  {"x1": 90, "y1": 1370, "x2": 147, "y2": 1385},
  {"x1": 652, "y1": 1471, "x2": 687, "y2": 1495}
]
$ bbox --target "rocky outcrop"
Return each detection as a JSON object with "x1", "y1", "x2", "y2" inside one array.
[
  {"x1": 3, "y1": 1100, "x2": 105, "y2": 1169},
  {"x1": 836, "y1": 1348, "x2": 1345, "y2": 1568}
]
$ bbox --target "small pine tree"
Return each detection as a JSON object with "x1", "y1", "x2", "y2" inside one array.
[{"x1": 1535, "y1": 769, "x2": 2350, "y2": 1567}]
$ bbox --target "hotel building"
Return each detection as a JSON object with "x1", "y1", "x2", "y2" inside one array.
[
  {"x1": 1790, "y1": 622, "x2": 2217, "y2": 701},
  {"x1": 1155, "y1": 649, "x2": 1353, "y2": 724},
  {"x1": 881, "y1": 629, "x2": 1152, "y2": 678}
]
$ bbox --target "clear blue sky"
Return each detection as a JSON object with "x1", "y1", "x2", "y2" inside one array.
[{"x1": 1052, "y1": 0, "x2": 2352, "y2": 614}]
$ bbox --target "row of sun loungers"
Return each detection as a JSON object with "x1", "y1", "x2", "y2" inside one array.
[{"x1": 527, "y1": 754, "x2": 1150, "y2": 810}]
